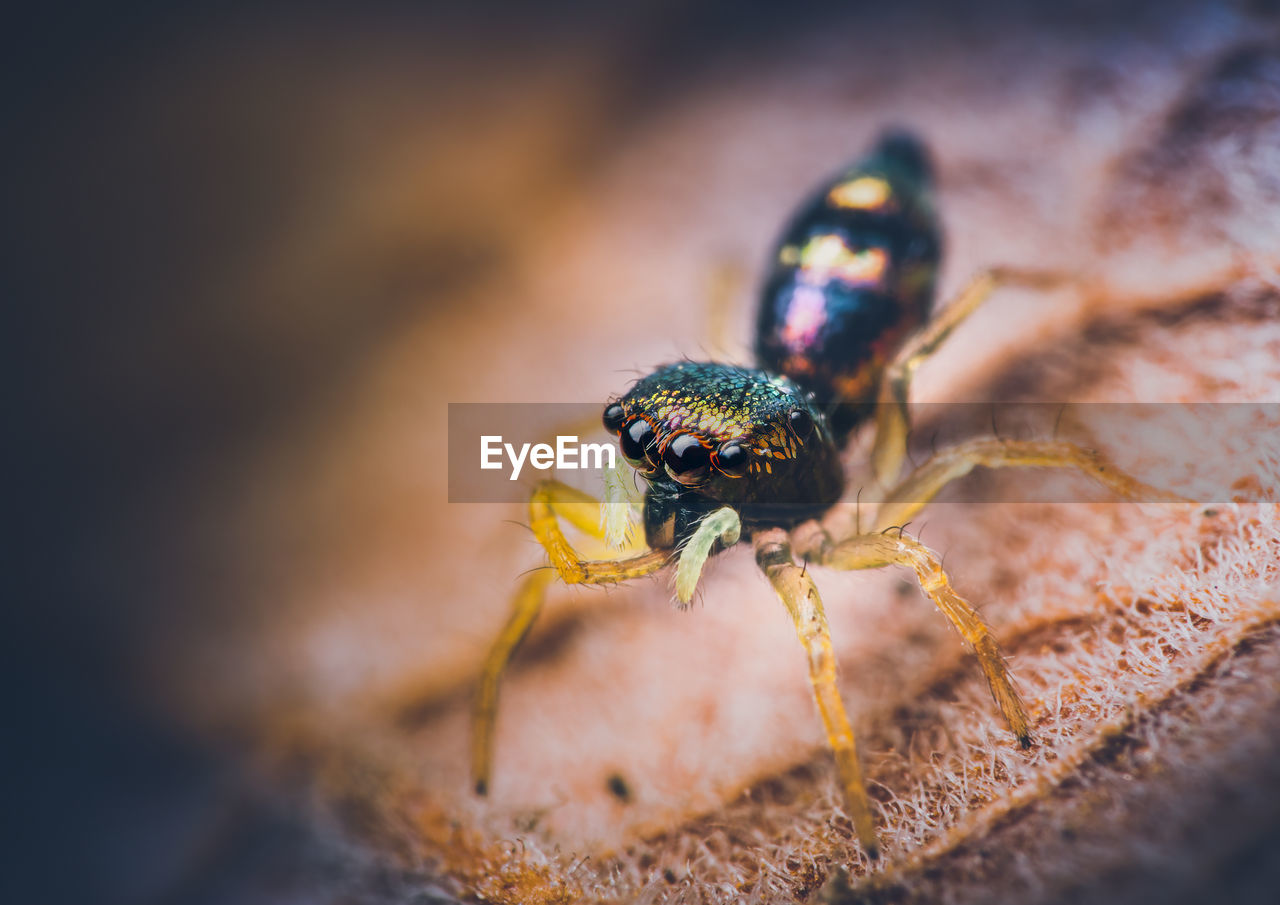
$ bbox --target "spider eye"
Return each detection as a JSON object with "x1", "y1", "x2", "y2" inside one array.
[
  {"x1": 714, "y1": 441, "x2": 749, "y2": 477},
  {"x1": 620, "y1": 418, "x2": 658, "y2": 471},
  {"x1": 789, "y1": 408, "x2": 815, "y2": 441},
  {"x1": 663, "y1": 433, "x2": 710, "y2": 485},
  {"x1": 602, "y1": 403, "x2": 626, "y2": 434}
]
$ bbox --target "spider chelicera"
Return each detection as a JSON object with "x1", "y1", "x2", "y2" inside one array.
[{"x1": 470, "y1": 130, "x2": 1182, "y2": 858}]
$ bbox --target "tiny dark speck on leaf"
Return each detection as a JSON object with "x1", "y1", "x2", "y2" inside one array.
[{"x1": 607, "y1": 772, "x2": 632, "y2": 803}]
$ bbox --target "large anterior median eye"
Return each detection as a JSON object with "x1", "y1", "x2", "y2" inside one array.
[
  {"x1": 620, "y1": 418, "x2": 658, "y2": 471},
  {"x1": 663, "y1": 433, "x2": 710, "y2": 484},
  {"x1": 713, "y1": 440, "x2": 749, "y2": 477}
]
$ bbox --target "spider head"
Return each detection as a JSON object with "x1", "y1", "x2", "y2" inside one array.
[{"x1": 603, "y1": 362, "x2": 844, "y2": 549}]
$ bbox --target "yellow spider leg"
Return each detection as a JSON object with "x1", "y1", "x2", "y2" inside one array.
[
  {"x1": 472, "y1": 568, "x2": 555, "y2": 795},
  {"x1": 473, "y1": 480, "x2": 667, "y2": 796},
  {"x1": 704, "y1": 259, "x2": 747, "y2": 361},
  {"x1": 753, "y1": 528, "x2": 880, "y2": 859},
  {"x1": 802, "y1": 529, "x2": 1031, "y2": 748},
  {"x1": 871, "y1": 267, "x2": 1070, "y2": 484},
  {"x1": 871, "y1": 436, "x2": 1190, "y2": 533},
  {"x1": 529, "y1": 479, "x2": 658, "y2": 582}
]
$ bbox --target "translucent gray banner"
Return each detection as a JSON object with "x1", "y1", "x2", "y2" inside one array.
[{"x1": 448, "y1": 402, "x2": 1280, "y2": 505}]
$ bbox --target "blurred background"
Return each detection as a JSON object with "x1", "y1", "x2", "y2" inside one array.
[{"x1": 10, "y1": 2, "x2": 1280, "y2": 904}]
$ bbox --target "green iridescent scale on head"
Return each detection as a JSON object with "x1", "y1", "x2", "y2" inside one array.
[
  {"x1": 622, "y1": 362, "x2": 811, "y2": 463},
  {"x1": 606, "y1": 361, "x2": 844, "y2": 521}
]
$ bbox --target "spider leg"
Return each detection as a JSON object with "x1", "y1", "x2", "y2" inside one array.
[
  {"x1": 473, "y1": 480, "x2": 667, "y2": 796},
  {"x1": 472, "y1": 567, "x2": 554, "y2": 795},
  {"x1": 704, "y1": 259, "x2": 748, "y2": 361},
  {"x1": 871, "y1": 436, "x2": 1189, "y2": 533},
  {"x1": 529, "y1": 479, "x2": 665, "y2": 583},
  {"x1": 753, "y1": 528, "x2": 880, "y2": 858},
  {"x1": 871, "y1": 267, "x2": 1071, "y2": 484},
  {"x1": 797, "y1": 528, "x2": 1032, "y2": 748}
]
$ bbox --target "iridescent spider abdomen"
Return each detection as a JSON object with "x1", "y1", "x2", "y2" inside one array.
[{"x1": 755, "y1": 131, "x2": 943, "y2": 438}]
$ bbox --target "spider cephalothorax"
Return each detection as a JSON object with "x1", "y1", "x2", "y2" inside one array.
[{"x1": 602, "y1": 361, "x2": 844, "y2": 548}]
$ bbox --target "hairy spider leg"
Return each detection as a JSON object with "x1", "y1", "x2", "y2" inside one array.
[
  {"x1": 472, "y1": 568, "x2": 555, "y2": 795},
  {"x1": 529, "y1": 480, "x2": 665, "y2": 584},
  {"x1": 798, "y1": 529, "x2": 1032, "y2": 749},
  {"x1": 753, "y1": 528, "x2": 881, "y2": 859},
  {"x1": 870, "y1": 437, "x2": 1191, "y2": 534},
  {"x1": 472, "y1": 480, "x2": 668, "y2": 796},
  {"x1": 704, "y1": 259, "x2": 749, "y2": 362},
  {"x1": 871, "y1": 267, "x2": 1072, "y2": 485}
]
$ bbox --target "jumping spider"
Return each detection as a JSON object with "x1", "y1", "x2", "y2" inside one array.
[{"x1": 471, "y1": 130, "x2": 1182, "y2": 857}]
